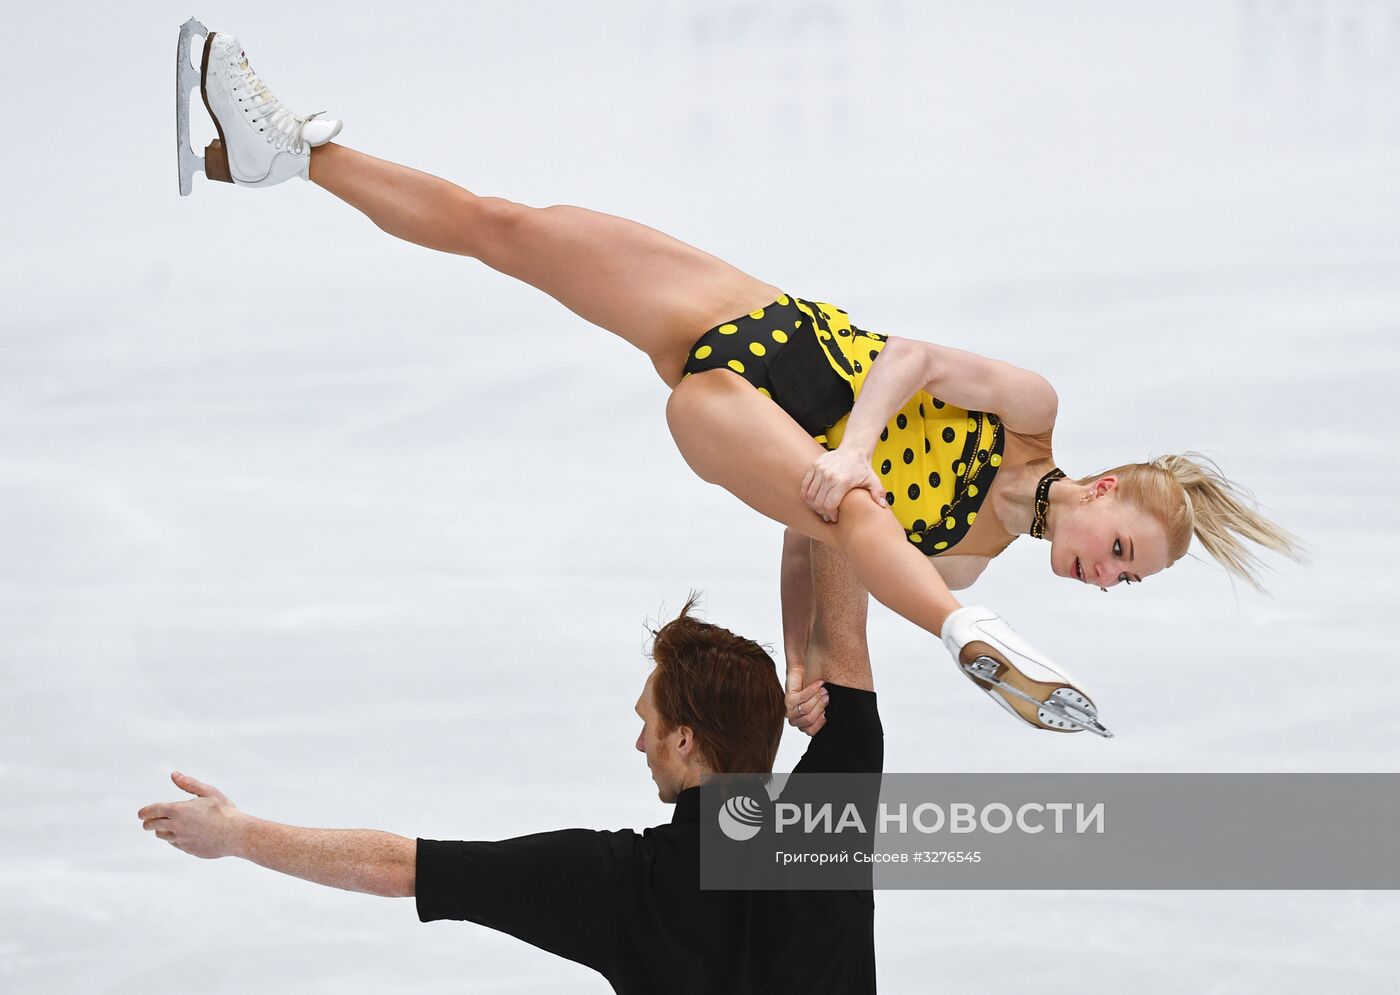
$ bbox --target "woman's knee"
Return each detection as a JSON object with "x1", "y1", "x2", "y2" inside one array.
[
  {"x1": 829, "y1": 490, "x2": 902, "y2": 552},
  {"x1": 460, "y1": 196, "x2": 531, "y2": 258}
]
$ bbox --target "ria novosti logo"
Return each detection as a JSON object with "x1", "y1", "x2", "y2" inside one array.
[
  {"x1": 717, "y1": 792, "x2": 1106, "y2": 842},
  {"x1": 717, "y1": 793, "x2": 766, "y2": 841}
]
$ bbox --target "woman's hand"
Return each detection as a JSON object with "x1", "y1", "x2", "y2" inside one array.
[
  {"x1": 802, "y1": 447, "x2": 886, "y2": 523},
  {"x1": 785, "y1": 665, "x2": 829, "y2": 737}
]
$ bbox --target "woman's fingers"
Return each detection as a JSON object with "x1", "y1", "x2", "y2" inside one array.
[
  {"x1": 785, "y1": 679, "x2": 824, "y2": 714},
  {"x1": 803, "y1": 450, "x2": 883, "y2": 522},
  {"x1": 807, "y1": 471, "x2": 837, "y2": 520},
  {"x1": 864, "y1": 469, "x2": 886, "y2": 506},
  {"x1": 785, "y1": 681, "x2": 829, "y2": 731},
  {"x1": 790, "y1": 701, "x2": 828, "y2": 734}
]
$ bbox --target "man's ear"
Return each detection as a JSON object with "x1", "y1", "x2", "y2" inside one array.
[{"x1": 673, "y1": 724, "x2": 700, "y2": 761}]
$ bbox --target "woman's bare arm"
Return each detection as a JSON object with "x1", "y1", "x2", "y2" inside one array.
[
  {"x1": 803, "y1": 336, "x2": 1058, "y2": 519},
  {"x1": 781, "y1": 528, "x2": 827, "y2": 735},
  {"x1": 917, "y1": 340, "x2": 1058, "y2": 435},
  {"x1": 781, "y1": 527, "x2": 816, "y2": 676}
]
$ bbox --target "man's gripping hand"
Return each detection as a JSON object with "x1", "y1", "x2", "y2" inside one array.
[
  {"x1": 785, "y1": 662, "x2": 829, "y2": 737},
  {"x1": 138, "y1": 772, "x2": 247, "y2": 859}
]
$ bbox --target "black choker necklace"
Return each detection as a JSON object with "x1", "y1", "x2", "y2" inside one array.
[{"x1": 1030, "y1": 468, "x2": 1066, "y2": 539}]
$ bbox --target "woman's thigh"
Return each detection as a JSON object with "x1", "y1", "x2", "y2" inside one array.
[
  {"x1": 480, "y1": 205, "x2": 780, "y2": 384},
  {"x1": 665, "y1": 369, "x2": 838, "y2": 540},
  {"x1": 666, "y1": 369, "x2": 959, "y2": 637}
]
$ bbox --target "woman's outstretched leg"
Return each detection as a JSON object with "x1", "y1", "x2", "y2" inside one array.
[
  {"x1": 666, "y1": 371, "x2": 963, "y2": 637},
  {"x1": 308, "y1": 143, "x2": 778, "y2": 383}
]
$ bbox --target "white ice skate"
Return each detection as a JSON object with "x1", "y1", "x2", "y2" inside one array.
[
  {"x1": 942, "y1": 605, "x2": 1112, "y2": 737},
  {"x1": 176, "y1": 18, "x2": 342, "y2": 194}
]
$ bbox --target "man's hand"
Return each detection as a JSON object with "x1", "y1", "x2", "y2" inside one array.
[
  {"x1": 785, "y1": 664, "x2": 829, "y2": 737},
  {"x1": 138, "y1": 772, "x2": 247, "y2": 859}
]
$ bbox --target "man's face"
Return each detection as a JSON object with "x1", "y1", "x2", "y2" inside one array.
[{"x1": 635, "y1": 670, "x2": 689, "y2": 804}]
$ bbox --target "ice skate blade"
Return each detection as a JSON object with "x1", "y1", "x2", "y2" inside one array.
[
  {"x1": 963, "y1": 656, "x2": 1113, "y2": 738},
  {"x1": 176, "y1": 17, "x2": 210, "y2": 195}
]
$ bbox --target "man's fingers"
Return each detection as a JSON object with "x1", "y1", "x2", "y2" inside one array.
[
  {"x1": 142, "y1": 818, "x2": 169, "y2": 832},
  {"x1": 137, "y1": 803, "x2": 171, "y2": 821},
  {"x1": 171, "y1": 771, "x2": 217, "y2": 799},
  {"x1": 155, "y1": 828, "x2": 176, "y2": 841}
]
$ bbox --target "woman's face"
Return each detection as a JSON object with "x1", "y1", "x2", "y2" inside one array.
[{"x1": 1051, "y1": 477, "x2": 1171, "y2": 589}]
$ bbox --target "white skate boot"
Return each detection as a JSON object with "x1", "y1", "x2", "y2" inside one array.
[
  {"x1": 942, "y1": 605, "x2": 1112, "y2": 737},
  {"x1": 176, "y1": 18, "x2": 342, "y2": 194}
]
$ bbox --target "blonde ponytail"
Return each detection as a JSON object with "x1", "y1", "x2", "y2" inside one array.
[{"x1": 1077, "y1": 452, "x2": 1305, "y2": 593}]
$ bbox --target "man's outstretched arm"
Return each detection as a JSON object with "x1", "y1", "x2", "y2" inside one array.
[{"x1": 137, "y1": 771, "x2": 416, "y2": 898}]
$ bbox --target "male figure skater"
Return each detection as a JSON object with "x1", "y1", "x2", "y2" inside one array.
[{"x1": 137, "y1": 534, "x2": 878, "y2": 993}]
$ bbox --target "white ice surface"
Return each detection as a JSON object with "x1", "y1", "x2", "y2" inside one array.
[{"x1": 3, "y1": 1, "x2": 1399, "y2": 992}]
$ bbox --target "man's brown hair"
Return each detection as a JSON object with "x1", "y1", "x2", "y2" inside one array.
[{"x1": 648, "y1": 595, "x2": 785, "y2": 775}]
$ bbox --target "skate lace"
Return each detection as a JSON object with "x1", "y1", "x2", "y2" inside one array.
[{"x1": 231, "y1": 57, "x2": 326, "y2": 155}]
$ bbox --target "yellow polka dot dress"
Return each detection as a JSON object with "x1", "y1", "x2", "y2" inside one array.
[{"x1": 682, "y1": 294, "x2": 1005, "y2": 556}]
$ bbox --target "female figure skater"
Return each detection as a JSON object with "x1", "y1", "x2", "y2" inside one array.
[{"x1": 175, "y1": 24, "x2": 1301, "y2": 735}]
